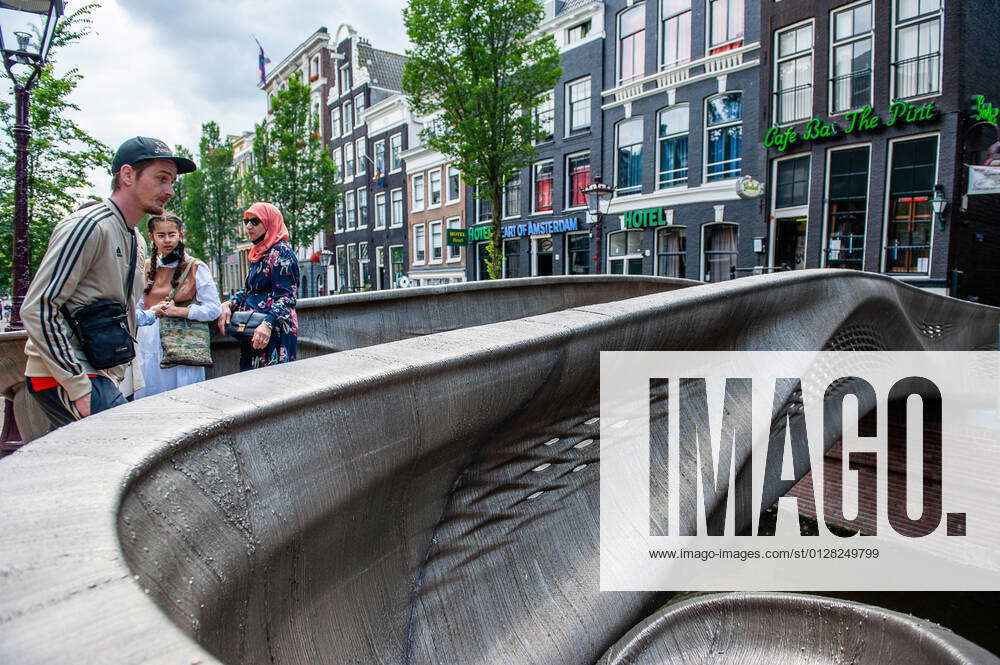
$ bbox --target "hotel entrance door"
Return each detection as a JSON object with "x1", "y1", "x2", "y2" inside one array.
[{"x1": 774, "y1": 217, "x2": 806, "y2": 270}]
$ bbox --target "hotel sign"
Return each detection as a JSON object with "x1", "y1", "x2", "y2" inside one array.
[
  {"x1": 622, "y1": 207, "x2": 671, "y2": 229},
  {"x1": 763, "y1": 100, "x2": 937, "y2": 152}
]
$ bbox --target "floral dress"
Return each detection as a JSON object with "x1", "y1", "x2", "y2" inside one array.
[{"x1": 229, "y1": 240, "x2": 299, "y2": 371}]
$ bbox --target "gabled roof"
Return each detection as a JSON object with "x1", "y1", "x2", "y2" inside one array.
[{"x1": 357, "y1": 39, "x2": 407, "y2": 91}]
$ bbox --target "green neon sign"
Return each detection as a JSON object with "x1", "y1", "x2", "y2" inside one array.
[
  {"x1": 971, "y1": 95, "x2": 999, "y2": 123},
  {"x1": 763, "y1": 100, "x2": 937, "y2": 152},
  {"x1": 622, "y1": 207, "x2": 670, "y2": 229},
  {"x1": 467, "y1": 225, "x2": 493, "y2": 242}
]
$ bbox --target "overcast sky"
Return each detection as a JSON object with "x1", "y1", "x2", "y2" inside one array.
[{"x1": 47, "y1": 0, "x2": 410, "y2": 196}]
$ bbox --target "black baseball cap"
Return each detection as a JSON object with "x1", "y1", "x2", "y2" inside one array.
[{"x1": 112, "y1": 136, "x2": 197, "y2": 175}]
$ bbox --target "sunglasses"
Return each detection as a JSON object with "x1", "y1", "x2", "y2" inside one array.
[{"x1": 243, "y1": 217, "x2": 262, "y2": 227}]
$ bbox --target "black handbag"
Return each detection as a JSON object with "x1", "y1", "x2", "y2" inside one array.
[
  {"x1": 225, "y1": 309, "x2": 268, "y2": 338},
  {"x1": 61, "y1": 233, "x2": 138, "y2": 370}
]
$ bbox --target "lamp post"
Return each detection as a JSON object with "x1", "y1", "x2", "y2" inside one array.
[
  {"x1": 931, "y1": 183, "x2": 947, "y2": 231},
  {"x1": 0, "y1": 1, "x2": 63, "y2": 455},
  {"x1": 1, "y1": 0, "x2": 63, "y2": 330},
  {"x1": 581, "y1": 176, "x2": 614, "y2": 274}
]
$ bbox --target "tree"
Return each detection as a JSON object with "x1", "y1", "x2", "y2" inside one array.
[
  {"x1": 0, "y1": 3, "x2": 111, "y2": 292},
  {"x1": 244, "y1": 75, "x2": 338, "y2": 251},
  {"x1": 402, "y1": 0, "x2": 561, "y2": 278},
  {"x1": 168, "y1": 125, "x2": 240, "y2": 285}
]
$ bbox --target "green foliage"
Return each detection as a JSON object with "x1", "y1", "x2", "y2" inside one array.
[
  {"x1": 402, "y1": 0, "x2": 561, "y2": 278},
  {"x1": 0, "y1": 3, "x2": 111, "y2": 292},
  {"x1": 167, "y1": 124, "x2": 240, "y2": 284},
  {"x1": 244, "y1": 75, "x2": 339, "y2": 251}
]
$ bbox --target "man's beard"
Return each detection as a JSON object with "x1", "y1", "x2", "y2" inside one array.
[{"x1": 142, "y1": 202, "x2": 165, "y2": 215}]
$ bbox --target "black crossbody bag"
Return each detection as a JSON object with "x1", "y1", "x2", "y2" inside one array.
[{"x1": 61, "y1": 232, "x2": 138, "y2": 370}]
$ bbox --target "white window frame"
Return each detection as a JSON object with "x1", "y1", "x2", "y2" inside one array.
[
  {"x1": 390, "y1": 188, "x2": 404, "y2": 228},
  {"x1": 339, "y1": 63, "x2": 351, "y2": 95},
  {"x1": 565, "y1": 150, "x2": 591, "y2": 210},
  {"x1": 333, "y1": 147, "x2": 344, "y2": 182},
  {"x1": 704, "y1": 92, "x2": 743, "y2": 182},
  {"x1": 617, "y1": 3, "x2": 647, "y2": 85},
  {"x1": 829, "y1": 1, "x2": 874, "y2": 115},
  {"x1": 565, "y1": 231, "x2": 591, "y2": 275},
  {"x1": 376, "y1": 245, "x2": 385, "y2": 290},
  {"x1": 502, "y1": 179, "x2": 520, "y2": 219},
  {"x1": 345, "y1": 189, "x2": 357, "y2": 231},
  {"x1": 768, "y1": 152, "x2": 811, "y2": 270},
  {"x1": 359, "y1": 241, "x2": 370, "y2": 289},
  {"x1": 656, "y1": 104, "x2": 690, "y2": 189},
  {"x1": 820, "y1": 142, "x2": 872, "y2": 269},
  {"x1": 374, "y1": 139, "x2": 386, "y2": 174},
  {"x1": 429, "y1": 220, "x2": 443, "y2": 264},
  {"x1": 706, "y1": 0, "x2": 745, "y2": 56},
  {"x1": 565, "y1": 76, "x2": 591, "y2": 136},
  {"x1": 331, "y1": 107, "x2": 341, "y2": 138},
  {"x1": 701, "y1": 222, "x2": 739, "y2": 282},
  {"x1": 356, "y1": 138, "x2": 367, "y2": 176},
  {"x1": 413, "y1": 223, "x2": 426, "y2": 265},
  {"x1": 534, "y1": 89, "x2": 555, "y2": 143},
  {"x1": 446, "y1": 217, "x2": 462, "y2": 262},
  {"x1": 374, "y1": 191, "x2": 387, "y2": 230},
  {"x1": 660, "y1": 0, "x2": 692, "y2": 70},
  {"x1": 446, "y1": 165, "x2": 461, "y2": 204},
  {"x1": 566, "y1": 19, "x2": 591, "y2": 46},
  {"x1": 607, "y1": 229, "x2": 645, "y2": 274},
  {"x1": 344, "y1": 141, "x2": 355, "y2": 179},
  {"x1": 412, "y1": 173, "x2": 425, "y2": 212},
  {"x1": 356, "y1": 187, "x2": 368, "y2": 229},
  {"x1": 655, "y1": 225, "x2": 687, "y2": 277},
  {"x1": 343, "y1": 100, "x2": 354, "y2": 134},
  {"x1": 615, "y1": 116, "x2": 644, "y2": 195},
  {"x1": 354, "y1": 93, "x2": 365, "y2": 127},
  {"x1": 532, "y1": 160, "x2": 555, "y2": 214},
  {"x1": 335, "y1": 244, "x2": 347, "y2": 291},
  {"x1": 773, "y1": 20, "x2": 814, "y2": 126},
  {"x1": 334, "y1": 198, "x2": 345, "y2": 233},
  {"x1": 390, "y1": 133, "x2": 403, "y2": 172},
  {"x1": 879, "y1": 131, "x2": 940, "y2": 276},
  {"x1": 476, "y1": 186, "x2": 494, "y2": 224},
  {"x1": 428, "y1": 168, "x2": 442, "y2": 208},
  {"x1": 890, "y1": 0, "x2": 942, "y2": 102}
]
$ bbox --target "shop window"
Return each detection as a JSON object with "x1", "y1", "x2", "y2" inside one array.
[
  {"x1": 504, "y1": 239, "x2": 526, "y2": 278},
  {"x1": 775, "y1": 155, "x2": 810, "y2": 209},
  {"x1": 831, "y1": 2, "x2": 873, "y2": 113},
  {"x1": 503, "y1": 179, "x2": 521, "y2": 219},
  {"x1": 608, "y1": 230, "x2": 644, "y2": 274},
  {"x1": 774, "y1": 22, "x2": 813, "y2": 124},
  {"x1": 566, "y1": 152, "x2": 591, "y2": 208},
  {"x1": 705, "y1": 93, "x2": 742, "y2": 181},
  {"x1": 616, "y1": 117, "x2": 644, "y2": 195},
  {"x1": 703, "y1": 223, "x2": 737, "y2": 281},
  {"x1": 414, "y1": 224, "x2": 426, "y2": 264},
  {"x1": 390, "y1": 245, "x2": 405, "y2": 287},
  {"x1": 567, "y1": 233, "x2": 591, "y2": 275},
  {"x1": 533, "y1": 161, "x2": 554, "y2": 213},
  {"x1": 893, "y1": 0, "x2": 941, "y2": 99},
  {"x1": 708, "y1": 0, "x2": 744, "y2": 54},
  {"x1": 656, "y1": 227, "x2": 686, "y2": 277},
  {"x1": 566, "y1": 77, "x2": 591, "y2": 135},
  {"x1": 825, "y1": 146, "x2": 870, "y2": 269},
  {"x1": 885, "y1": 136, "x2": 937, "y2": 274},
  {"x1": 661, "y1": 0, "x2": 691, "y2": 68},
  {"x1": 618, "y1": 4, "x2": 646, "y2": 84},
  {"x1": 476, "y1": 242, "x2": 491, "y2": 280},
  {"x1": 657, "y1": 105, "x2": 689, "y2": 188}
]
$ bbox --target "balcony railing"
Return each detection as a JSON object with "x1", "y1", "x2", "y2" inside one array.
[
  {"x1": 602, "y1": 43, "x2": 760, "y2": 108},
  {"x1": 893, "y1": 52, "x2": 940, "y2": 99},
  {"x1": 773, "y1": 83, "x2": 812, "y2": 125},
  {"x1": 830, "y1": 69, "x2": 872, "y2": 113}
]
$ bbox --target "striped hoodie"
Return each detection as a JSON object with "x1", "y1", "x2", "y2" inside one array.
[{"x1": 22, "y1": 199, "x2": 146, "y2": 401}]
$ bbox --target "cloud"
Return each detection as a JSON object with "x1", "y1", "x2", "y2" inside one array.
[{"x1": 46, "y1": 0, "x2": 412, "y2": 196}]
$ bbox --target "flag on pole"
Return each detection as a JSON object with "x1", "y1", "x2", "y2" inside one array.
[{"x1": 254, "y1": 36, "x2": 271, "y2": 85}]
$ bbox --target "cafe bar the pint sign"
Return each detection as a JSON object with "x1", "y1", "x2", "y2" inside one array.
[{"x1": 763, "y1": 100, "x2": 937, "y2": 152}]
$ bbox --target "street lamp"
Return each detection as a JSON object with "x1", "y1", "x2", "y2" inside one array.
[
  {"x1": 581, "y1": 176, "x2": 614, "y2": 274},
  {"x1": 0, "y1": 0, "x2": 64, "y2": 330},
  {"x1": 319, "y1": 249, "x2": 334, "y2": 267},
  {"x1": 931, "y1": 183, "x2": 947, "y2": 231}
]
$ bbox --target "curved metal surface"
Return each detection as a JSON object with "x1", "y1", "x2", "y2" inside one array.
[
  {"x1": 596, "y1": 592, "x2": 1000, "y2": 665},
  {"x1": 0, "y1": 270, "x2": 997, "y2": 664}
]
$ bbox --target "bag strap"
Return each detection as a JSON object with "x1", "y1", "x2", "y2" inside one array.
[
  {"x1": 165, "y1": 259, "x2": 195, "y2": 302},
  {"x1": 126, "y1": 230, "x2": 137, "y2": 305}
]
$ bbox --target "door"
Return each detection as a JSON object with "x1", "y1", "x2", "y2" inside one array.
[
  {"x1": 774, "y1": 216, "x2": 807, "y2": 270},
  {"x1": 534, "y1": 237, "x2": 554, "y2": 276}
]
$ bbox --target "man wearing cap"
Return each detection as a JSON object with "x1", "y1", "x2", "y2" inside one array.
[{"x1": 20, "y1": 137, "x2": 196, "y2": 429}]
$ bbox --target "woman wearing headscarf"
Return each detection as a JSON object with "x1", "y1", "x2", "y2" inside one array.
[{"x1": 217, "y1": 202, "x2": 299, "y2": 371}]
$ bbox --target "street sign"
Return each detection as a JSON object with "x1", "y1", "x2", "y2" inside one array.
[{"x1": 446, "y1": 228, "x2": 467, "y2": 246}]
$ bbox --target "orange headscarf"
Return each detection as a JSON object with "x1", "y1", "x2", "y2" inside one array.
[{"x1": 245, "y1": 202, "x2": 290, "y2": 263}]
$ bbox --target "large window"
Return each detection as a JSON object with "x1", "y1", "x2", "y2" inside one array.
[
  {"x1": 775, "y1": 155, "x2": 810, "y2": 209},
  {"x1": 339, "y1": 64, "x2": 352, "y2": 95},
  {"x1": 535, "y1": 90, "x2": 555, "y2": 142},
  {"x1": 533, "y1": 161, "x2": 554, "y2": 213},
  {"x1": 430, "y1": 221, "x2": 443, "y2": 263},
  {"x1": 359, "y1": 242, "x2": 372, "y2": 289},
  {"x1": 356, "y1": 138, "x2": 367, "y2": 176},
  {"x1": 331, "y1": 107, "x2": 342, "y2": 138},
  {"x1": 831, "y1": 2, "x2": 872, "y2": 113},
  {"x1": 477, "y1": 187, "x2": 493, "y2": 222},
  {"x1": 412, "y1": 173, "x2": 425, "y2": 211},
  {"x1": 390, "y1": 245, "x2": 405, "y2": 287},
  {"x1": 354, "y1": 93, "x2": 365, "y2": 127},
  {"x1": 893, "y1": 0, "x2": 941, "y2": 99},
  {"x1": 345, "y1": 190, "x2": 356, "y2": 230},
  {"x1": 705, "y1": 93, "x2": 742, "y2": 181},
  {"x1": 333, "y1": 147, "x2": 344, "y2": 181},
  {"x1": 566, "y1": 77, "x2": 591, "y2": 135},
  {"x1": 656, "y1": 227, "x2": 686, "y2": 277},
  {"x1": 825, "y1": 146, "x2": 869, "y2": 269},
  {"x1": 390, "y1": 188, "x2": 403, "y2": 227},
  {"x1": 660, "y1": 0, "x2": 691, "y2": 68},
  {"x1": 609, "y1": 230, "x2": 644, "y2": 274},
  {"x1": 774, "y1": 22, "x2": 813, "y2": 124},
  {"x1": 619, "y1": 4, "x2": 646, "y2": 84},
  {"x1": 447, "y1": 166, "x2": 461, "y2": 203},
  {"x1": 344, "y1": 142, "x2": 355, "y2": 179},
  {"x1": 390, "y1": 133, "x2": 402, "y2": 171},
  {"x1": 703, "y1": 223, "x2": 737, "y2": 281},
  {"x1": 375, "y1": 192, "x2": 387, "y2": 229},
  {"x1": 336, "y1": 245, "x2": 347, "y2": 291},
  {"x1": 348, "y1": 243, "x2": 359, "y2": 289},
  {"x1": 334, "y1": 198, "x2": 345, "y2": 233},
  {"x1": 343, "y1": 100, "x2": 354, "y2": 133},
  {"x1": 657, "y1": 105, "x2": 688, "y2": 188},
  {"x1": 413, "y1": 224, "x2": 426, "y2": 264},
  {"x1": 616, "y1": 117, "x2": 643, "y2": 195},
  {"x1": 567, "y1": 233, "x2": 591, "y2": 274},
  {"x1": 429, "y1": 169, "x2": 442, "y2": 206},
  {"x1": 374, "y1": 139, "x2": 386, "y2": 174},
  {"x1": 357, "y1": 187, "x2": 368, "y2": 228},
  {"x1": 885, "y1": 136, "x2": 937, "y2": 274},
  {"x1": 566, "y1": 152, "x2": 591, "y2": 209},
  {"x1": 709, "y1": 0, "x2": 744, "y2": 54},
  {"x1": 503, "y1": 179, "x2": 520, "y2": 219}
]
